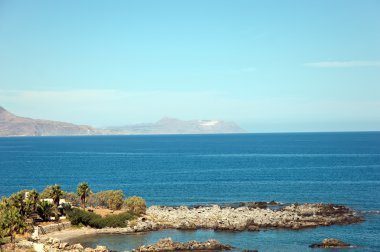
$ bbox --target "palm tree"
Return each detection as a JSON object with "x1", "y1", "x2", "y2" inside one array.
[
  {"x1": 50, "y1": 185, "x2": 63, "y2": 208},
  {"x1": 8, "y1": 192, "x2": 26, "y2": 216},
  {"x1": 27, "y1": 189, "x2": 39, "y2": 213},
  {"x1": 36, "y1": 201, "x2": 54, "y2": 221},
  {"x1": 0, "y1": 204, "x2": 26, "y2": 246},
  {"x1": 77, "y1": 182, "x2": 91, "y2": 209}
]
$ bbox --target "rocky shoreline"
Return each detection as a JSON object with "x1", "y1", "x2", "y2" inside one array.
[
  {"x1": 12, "y1": 202, "x2": 363, "y2": 252},
  {"x1": 138, "y1": 203, "x2": 363, "y2": 232}
]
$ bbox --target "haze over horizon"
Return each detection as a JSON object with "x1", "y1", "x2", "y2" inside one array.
[{"x1": 1, "y1": 0, "x2": 379, "y2": 132}]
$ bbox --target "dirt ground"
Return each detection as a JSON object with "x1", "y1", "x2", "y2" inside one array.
[
  {"x1": 88, "y1": 207, "x2": 125, "y2": 216},
  {"x1": 0, "y1": 244, "x2": 35, "y2": 252}
]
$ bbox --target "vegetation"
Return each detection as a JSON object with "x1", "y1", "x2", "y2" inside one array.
[
  {"x1": 0, "y1": 236, "x2": 10, "y2": 246},
  {"x1": 88, "y1": 190, "x2": 125, "y2": 210},
  {"x1": 77, "y1": 182, "x2": 91, "y2": 209},
  {"x1": 8, "y1": 192, "x2": 27, "y2": 217},
  {"x1": 0, "y1": 199, "x2": 27, "y2": 245},
  {"x1": 50, "y1": 185, "x2": 64, "y2": 208},
  {"x1": 0, "y1": 182, "x2": 147, "y2": 247},
  {"x1": 36, "y1": 201, "x2": 54, "y2": 221},
  {"x1": 108, "y1": 190, "x2": 124, "y2": 210},
  {"x1": 7, "y1": 190, "x2": 40, "y2": 218},
  {"x1": 26, "y1": 189, "x2": 39, "y2": 213},
  {"x1": 66, "y1": 208, "x2": 134, "y2": 228},
  {"x1": 62, "y1": 192, "x2": 80, "y2": 207},
  {"x1": 125, "y1": 196, "x2": 147, "y2": 215},
  {"x1": 39, "y1": 186, "x2": 53, "y2": 199}
]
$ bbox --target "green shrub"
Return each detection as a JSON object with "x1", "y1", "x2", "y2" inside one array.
[
  {"x1": 107, "y1": 190, "x2": 124, "y2": 210},
  {"x1": 0, "y1": 236, "x2": 10, "y2": 245},
  {"x1": 87, "y1": 190, "x2": 125, "y2": 210},
  {"x1": 62, "y1": 192, "x2": 80, "y2": 207},
  {"x1": 124, "y1": 196, "x2": 146, "y2": 215},
  {"x1": 37, "y1": 201, "x2": 54, "y2": 221},
  {"x1": 66, "y1": 208, "x2": 134, "y2": 228}
]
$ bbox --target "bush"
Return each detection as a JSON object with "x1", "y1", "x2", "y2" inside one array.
[
  {"x1": 37, "y1": 201, "x2": 54, "y2": 221},
  {"x1": 124, "y1": 196, "x2": 146, "y2": 215},
  {"x1": 87, "y1": 190, "x2": 125, "y2": 210},
  {"x1": 66, "y1": 208, "x2": 134, "y2": 228},
  {"x1": 62, "y1": 192, "x2": 80, "y2": 207},
  {"x1": 0, "y1": 236, "x2": 10, "y2": 245},
  {"x1": 108, "y1": 190, "x2": 124, "y2": 210}
]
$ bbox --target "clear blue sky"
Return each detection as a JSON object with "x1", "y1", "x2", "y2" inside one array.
[{"x1": 1, "y1": 0, "x2": 379, "y2": 132}]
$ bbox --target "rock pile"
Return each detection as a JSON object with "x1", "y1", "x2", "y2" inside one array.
[
  {"x1": 132, "y1": 238, "x2": 232, "y2": 252},
  {"x1": 309, "y1": 238, "x2": 353, "y2": 248},
  {"x1": 145, "y1": 203, "x2": 362, "y2": 231},
  {"x1": 40, "y1": 237, "x2": 114, "y2": 252}
]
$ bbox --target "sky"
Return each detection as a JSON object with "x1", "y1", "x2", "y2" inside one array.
[{"x1": 0, "y1": 0, "x2": 379, "y2": 132}]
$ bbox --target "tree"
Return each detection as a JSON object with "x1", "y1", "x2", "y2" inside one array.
[
  {"x1": 77, "y1": 182, "x2": 91, "y2": 209},
  {"x1": 8, "y1": 192, "x2": 26, "y2": 216},
  {"x1": 124, "y1": 196, "x2": 147, "y2": 215},
  {"x1": 108, "y1": 190, "x2": 124, "y2": 210},
  {"x1": 0, "y1": 203, "x2": 26, "y2": 246},
  {"x1": 36, "y1": 201, "x2": 54, "y2": 221},
  {"x1": 88, "y1": 190, "x2": 125, "y2": 210},
  {"x1": 25, "y1": 189, "x2": 39, "y2": 214},
  {"x1": 49, "y1": 185, "x2": 63, "y2": 208},
  {"x1": 62, "y1": 192, "x2": 80, "y2": 207},
  {"x1": 40, "y1": 186, "x2": 53, "y2": 199}
]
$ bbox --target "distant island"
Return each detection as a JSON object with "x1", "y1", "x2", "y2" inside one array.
[
  {"x1": 0, "y1": 106, "x2": 245, "y2": 137},
  {"x1": 107, "y1": 117, "x2": 245, "y2": 135}
]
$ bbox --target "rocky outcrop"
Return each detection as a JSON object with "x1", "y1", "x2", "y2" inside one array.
[
  {"x1": 309, "y1": 238, "x2": 353, "y2": 248},
  {"x1": 144, "y1": 203, "x2": 362, "y2": 231},
  {"x1": 132, "y1": 238, "x2": 232, "y2": 252},
  {"x1": 33, "y1": 237, "x2": 115, "y2": 252}
]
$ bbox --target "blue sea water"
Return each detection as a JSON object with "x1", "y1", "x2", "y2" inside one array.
[{"x1": 0, "y1": 132, "x2": 380, "y2": 251}]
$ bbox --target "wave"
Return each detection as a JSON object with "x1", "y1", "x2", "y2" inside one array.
[{"x1": 360, "y1": 210, "x2": 380, "y2": 215}]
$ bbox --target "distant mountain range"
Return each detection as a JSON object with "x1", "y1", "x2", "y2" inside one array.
[
  {"x1": 0, "y1": 106, "x2": 99, "y2": 136},
  {"x1": 0, "y1": 106, "x2": 245, "y2": 137},
  {"x1": 107, "y1": 117, "x2": 245, "y2": 134}
]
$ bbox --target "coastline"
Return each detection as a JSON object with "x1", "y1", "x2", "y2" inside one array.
[{"x1": 32, "y1": 202, "x2": 363, "y2": 251}]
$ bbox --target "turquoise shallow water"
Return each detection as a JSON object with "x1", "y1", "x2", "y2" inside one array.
[{"x1": 0, "y1": 132, "x2": 379, "y2": 251}]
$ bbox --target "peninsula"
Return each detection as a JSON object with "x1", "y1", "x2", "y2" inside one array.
[{"x1": 0, "y1": 106, "x2": 244, "y2": 137}]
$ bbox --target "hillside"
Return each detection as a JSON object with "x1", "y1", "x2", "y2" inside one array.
[
  {"x1": 107, "y1": 117, "x2": 245, "y2": 134},
  {"x1": 0, "y1": 106, "x2": 99, "y2": 136},
  {"x1": 0, "y1": 106, "x2": 245, "y2": 136}
]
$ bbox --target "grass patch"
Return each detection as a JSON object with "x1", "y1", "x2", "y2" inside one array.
[
  {"x1": 66, "y1": 208, "x2": 135, "y2": 229},
  {"x1": 0, "y1": 236, "x2": 10, "y2": 245}
]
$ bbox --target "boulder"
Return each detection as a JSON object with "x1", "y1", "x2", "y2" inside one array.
[
  {"x1": 95, "y1": 245, "x2": 109, "y2": 252},
  {"x1": 71, "y1": 243, "x2": 85, "y2": 250},
  {"x1": 309, "y1": 238, "x2": 352, "y2": 248},
  {"x1": 59, "y1": 242, "x2": 69, "y2": 249},
  {"x1": 132, "y1": 237, "x2": 232, "y2": 252}
]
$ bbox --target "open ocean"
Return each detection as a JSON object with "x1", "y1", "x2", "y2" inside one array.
[{"x1": 0, "y1": 132, "x2": 379, "y2": 251}]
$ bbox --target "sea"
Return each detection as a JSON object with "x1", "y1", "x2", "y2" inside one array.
[{"x1": 0, "y1": 132, "x2": 379, "y2": 251}]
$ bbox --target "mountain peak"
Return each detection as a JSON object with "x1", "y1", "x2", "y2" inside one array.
[
  {"x1": 0, "y1": 106, "x2": 97, "y2": 136},
  {"x1": 0, "y1": 106, "x2": 15, "y2": 121},
  {"x1": 109, "y1": 117, "x2": 245, "y2": 134}
]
